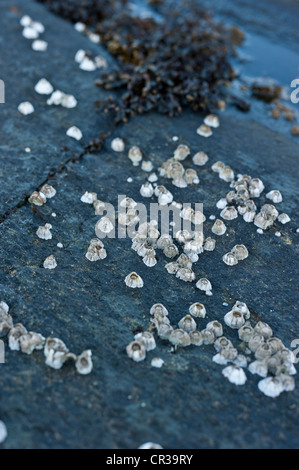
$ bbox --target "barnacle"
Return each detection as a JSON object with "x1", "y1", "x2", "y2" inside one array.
[
  {"x1": 184, "y1": 169, "x2": 199, "y2": 185},
  {"x1": 178, "y1": 315, "x2": 197, "y2": 333},
  {"x1": 40, "y1": 184, "x2": 56, "y2": 199},
  {"x1": 204, "y1": 237, "x2": 216, "y2": 251},
  {"x1": 173, "y1": 144, "x2": 190, "y2": 161},
  {"x1": 211, "y1": 219, "x2": 226, "y2": 235},
  {"x1": 280, "y1": 374, "x2": 295, "y2": 392},
  {"x1": 243, "y1": 210, "x2": 256, "y2": 223},
  {"x1": 111, "y1": 137, "x2": 125, "y2": 152},
  {"x1": 266, "y1": 190, "x2": 282, "y2": 203},
  {"x1": 224, "y1": 310, "x2": 245, "y2": 329},
  {"x1": 214, "y1": 336, "x2": 233, "y2": 352},
  {"x1": 163, "y1": 243, "x2": 179, "y2": 259},
  {"x1": 8, "y1": 323, "x2": 28, "y2": 350},
  {"x1": 201, "y1": 328, "x2": 215, "y2": 345},
  {"x1": 206, "y1": 321, "x2": 223, "y2": 337},
  {"x1": 258, "y1": 376, "x2": 284, "y2": 398},
  {"x1": 140, "y1": 182, "x2": 154, "y2": 198},
  {"x1": 219, "y1": 166, "x2": 234, "y2": 183},
  {"x1": 156, "y1": 322, "x2": 173, "y2": 340},
  {"x1": 189, "y1": 302, "x2": 206, "y2": 318},
  {"x1": 18, "y1": 101, "x2": 34, "y2": 115},
  {"x1": 238, "y1": 324, "x2": 254, "y2": 342},
  {"x1": 134, "y1": 332, "x2": 156, "y2": 351},
  {"x1": 278, "y1": 213, "x2": 290, "y2": 224},
  {"x1": 220, "y1": 206, "x2": 238, "y2": 220},
  {"x1": 196, "y1": 278, "x2": 212, "y2": 295},
  {"x1": 66, "y1": 126, "x2": 83, "y2": 140},
  {"x1": 254, "y1": 211, "x2": 273, "y2": 230},
  {"x1": 29, "y1": 191, "x2": 47, "y2": 206},
  {"x1": 249, "y1": 178, "x2": 264, "y2": 197},
  {"x1": 211, "y1": 161, "x2": 225, "y2": 173},
  {"x1": 98, "y1": 216, "x2": 114, "y2": 232},
  {"x1": 43, "y1": 255, "x2": 57, "y2": 269},
  {"x1": 151, "y1": 357, "x2": 164, "y2": 368},
  {"x1": 156, "y1": 186, "x2": 173, "y2": 205},
  {"x1": 93, "y1": 199, "x2": 106, "y2": 215},
  {"x1": 157, "y1": 234, "x2": 173, "y2": 250},
  {"x1": 222, "y1": 365, "x2": 247, "y2": 385},
  {"x1": 124, "y1": 272, "x2": 144, "y2": 288},
  {"x1": 248, "y1": 359, "x2": 268, "y2": 377},
  {"x1": 248, "y1": 333, "x2": 265, "y2": 353},
  {"x1": 0, "y1": 306, "x2": 13, "y2": 337},
  {"x1": 176, "y1": 268, "x2": 196, "y2": 282},
  {"x1": 177, "y1": 254, "x2": 193, "y2": 269},
  {"x1": 192, "y1": 151, "x2": 208, "y2": 166},
  {"x1": 165, "y1": 262, "x2": 179, "y2": 274},
  {"x1": 44, "y1": 337, "x2": 76, "y2": 370},
  {"x1": 86, "y1": 238, "x2": 107, "y2": 262},
  {"x1": 222, "y1": 252, "x2": 238, "y2": 266},
  {"x1": 150, "y1": 304, "x2": 169, "y2": 318},
  {"x1": 204, "y1": 114, "x2": 219, "y2": 128},
  {"x1": 169, "y1": 329, "x2": 191, "y2": 348},
  {"x1": 197, "y1": 124, "x2": 212, "y2": 138},
  {"x1": 231, "y1": 244, "x2": 248, "y2": 260},
  {"x1": 81, "y1": 191, "x2": 97, "y2": 204},
  {"x1": 128, "y1": 146, "x2": 142, "y2": 166},
  {"x1": 36, "y1": 223, "x2": 52, "y2": 240},
  {"x1": 189, "y1": 330, "x2": 203, "y2": 346},
  {"x1": 254, "y1": 321, "x2": 273, "y2": 339},
  {"x1": 267, "y1": 337, "x2": 284, "y2": 354},
  {"x1": 255, "y1": 343, "x2": 273, "y2": 360},
  {"x1": 19, "y1": 332, "x2": 45, "y2": 354},
  {"x1": 141, "y1": 161, "x2": 154, "y2": 172},
  {"x1": 233, "y1": 301, "x2": 250, "y2": 319},
  {"x1": 75, "y1": 350, "x2": 93, "y2": 374}
]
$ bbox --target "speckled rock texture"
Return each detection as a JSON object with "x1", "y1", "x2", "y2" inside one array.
[{"x1": 0, "y1": 0, "x2": 298, "y2": 450}]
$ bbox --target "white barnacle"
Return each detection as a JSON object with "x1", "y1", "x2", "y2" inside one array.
[
  {"x1": 224, "y1": 310, "x2": 245, "y2": 329},
  {"x1": 32, "y1": 39, "x2": 48, "y2": 51},
  {"x1": 278, "y1": 213, "x2": 290, "y2": 224},
  {"x1": 177, "y1": 253, "x2": 193, "y2": 269},
  {"x1": 213, "y1": 352, "x2": 230, "y2": 365},
  {"x1": 165, "y1": 262, "x2": 179, "y2": 274},
  {"x1": 163, "y1": 243, "x2": 179, "y2": 259},
  {"x1": 254, "y1": 321, "x2": 273, "y2": 339},
  {"x1": 74, "y1": 22, "x2": 86, "y2": 32},
  {"x1": 128, "y1": 146, "x2": 142, "y2": 166},
  {"x1": 8, "y1": 323, "x2": 27, "y2": 351},
  {"x1": 34, "y1": 78, "x2": 53, "y2": 95},
  {"x1": 98, "y1": 216, "x2": 114, "y2": 233},
  {"x1": 219, "y1": 166, "x2": 234, "y2": 183},
  {"x1": 222, "y1": 365, "x2": 247, "y2": 386},
  {"x1": 176, "y1": 268, "x2": 195, "y2": 282},
  {"x1": 0, "y1": 421, "x2": 7, "y2": 444},
  {"x1": 93, "y1": 199, "x2": 106, "y2": 215},
  {"x1": 81, "y1": 191, "x2": 97, "y2": 204},
  {"x1": 197, "y1": 124, "x2": 212, "y2": 138},
  {"x1": 189, "y1": 330, "x2": 203, "y2": 346},
  {"x1": 157, "y1": 188, "x2": 173, "y2": 205},
  {"x1": 18, "y1": 101, "x2": 34, "y2": 115},
  {"x1": 204, "y1": 237, "x2": 216, "y2": 251},
  {"x1": 157, "y1": 234, "x2": 173, "y2": 249},
  {"x1": 40, "y1": 184, "x2": 56, "y2": 198},
  {"x1": 141, "y1": 161, "x2": 154, "y2": 172},
  {"x1": 233, "y1": 354, "x2": 248, "y2": 368},
  {"x1": 86, "y1": 238, "x2": 107, "y2": 262},
  {"x1": 140, "y1": 182, "x2": 154, "y2": 198},
  {"x1": 169, "y1": 329, "x2": 191, "y2": 348},
  {"x1": 119, "y1": 197, "x2": 137, "y2": 209},
  {"x1": 192, "y1": 151, "x2": 209, "y2": 166},
  {"x1": 126, "y1": 341, "x2": 146, "y2": 362},
  {"x1": 22, "y1": 26, "x2": 39, "y2": 39},
  {"x1": 206, "y1": 321, "x2": 223, "y2": 337},
  {"x1": 222, "y1": 252, "x2": 238, "y2": 266},
  {"x1": 31, "y1": 21, "x2": 45, "y2": 34},
  {"x1": 214, "y1": 336, "x2": 233, "y2": 352},
  {"x1": 61, "y1": 94, "x2": 77, "y2": 109},
  {"x1": 173, "y1": 144, "x2": 190, "y2": 161},
  {"x1": 134, "y1": 332, "x2": 156, "y2": 351},
  {"x1": 280, "y1": 374, "x2": 295, "y2": 392},
  {"x1": 79, "y1": 57, "x2": 97, "y2": 71},
  {"x1": 243, "y1": 210, "x2": 256, "y2": 223},
  {"x1": 267, "y1": 337, "x2": 284, "y2": 354},
  {"x1": 201, "y1": 328, "x2": 215, "y2": 345},
  {"x1": 178, "y1": 315, "x2": 197, "y2": 333},
  {"x1": 66, "y1": 126, "x2": 83, "y2": 140},
  {"x1": 148, "y1": 172, "x2": 158, "y2": 183},
  {"x1": 255, "y1": 343, "x2": 273, "y2": 360},
  {"x1": 111, "y1": 137, "x2": 125, "y2": 152},
  {"x1": 204, "y1": 114, "x2": 219, "y2": 128},
  {"x1": 157, "y1": 322, "x2": 173, "y2": 340},
  {"x1": 192, "y1": 210, "x2": 206, "y2": 225},
  {"x1": 43, "y1": 255, "x2": 57, "y2": 269},
  {"x1": 180, "y1": 206, "x2": 194, "y2": 221},
  {"x1": 20, "y1": 15, "x2": 32, "y2": 27},
  {"x1": 238, "y1": 324, "x2": 254, "y2": 342},
  {"x1": 36, "y1": 223, "x2": 52, "y2": 240},
  {"x1": 184, "y1": 169, "x2": 199, "y2": 185},
  {"x1": 44, "y1": 337, "x2": 73, "y2": 369},
  {"x1": 172, "y1": 176, "x2": 188, "y2": 188},
  {"x1": 216, "y1": 198, "x2": 227, "y2": 210},
  {"x1": 248, "y1": 359, "x2": 268, "y2": 377},
  {"x1": 28, "y1": 191, "x2": 47, "y2": 206},
  {"x1": 196, "y1": 278, "x2": 212, "y2": 295},
  {"x1": 138, "y1": 442, "x2": 163, "y2": 449},
  {"x1": 175, "y1": 230, "x2": 192, "y2": 244},
  {"x1": 233, "y1": 301, "x2": 250, "y2": 319},
  {"x1": 231, "y1": 244, "x2": 248, "y2": 261},
  {"x1": 189, "y1": 302, "x2": 206, "y2": 318},
  {"x1": 249, "y1": 178, "x2": 265, "y2": 198},
  {"x1": 211, "y1": 219, "x2": 226, "y2": 235},
  {"x1": 220, "y1": 206, "x2": 238, "y2": 221},
  {"x1": 124, "y1": 272, "x2": 143, "y2": 288},
  {"x1": 19, "y1": 332, "x2": 45, "y2": 354},
  {"x1": 248, "y1": 334, "x2": 265, "y2": 353},
  {"x1": 75, "y1": 350, "x2": 93, "y2": 374},
  {"x1": 143, "y1": 253, "x2": 157, "y2": 267},
  {"x1": 266, "y1": 190, "x2": 282, "y2": 203},
  {"x1": 151, "y1": 358, "x2": 164, "y2": 368},
  {"x1": 258, "y1": 376, "x2": 284, "y2": 398},
  {"x1": 211, "y1": 161, "x2": 225, "y2": 173}
]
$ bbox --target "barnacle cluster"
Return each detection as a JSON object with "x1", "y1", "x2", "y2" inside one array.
[{"x1": 86, "y1": 238, "x2": 107, "y2": 262}]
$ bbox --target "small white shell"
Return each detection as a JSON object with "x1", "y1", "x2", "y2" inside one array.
[
  {"x1": 151, "y1": 357, "x2": 164, "y2": 368},
  {"x1": 36, "y1": 224, "x2": 52, "y2": 240},
  {"x1": 140, "y1": 182, "x2": 154, "y2": 198},
  {"x1": 258, "y1": 376, "x2": 284, "y2": 397},
  {"x1": 211, "y1": 219, "x2": 226, "y2": 235},
  {"x1": 178, "y1": 315, "x2": 197, "y2": 333},
  {"x1": 75, "y1": 350, "x2": 93, "y2": 374},
  {"x1": 28, "y1": 191, "x2": 47, "y2": 206},
  {"x1": 222, "y1": 252, "x2": 238, "y2": 266},
  {"x1": 196, "y1": 124, "x2": 212, "y2": 138},
  {"x1": 43, "y1": 255, "x2": 57, "y2": 269},
  {"x1": 173, "y1": 144, "x2": 190, "y2": 161},
  {"x1": 224, "y1": 310, "x2": 245, "y2": 329},
  {"x1": 111, "y1": 137, "x2": 125, "y2": 152},
  {"x1": 189, "y1": 302, "x2": 206, "y2": 318},
  {"x1": 128, "y1": 146, "x2": 142, "y2": 166},
  {"x1": 266, "y1": 190, "x2": 282, "y2": 203},
  {"x1": 220, "y1": 206, "x2": 238, "y2": 221},
  {"x1": 34, "y1": 78, "x2": 53, "y2": 95},
  {"x1": 18, "y1": 101, "x2": 34, "y2": 115},
  {"x1": 8, "y1": 323, "x2": 28, "y2": 351},
  {"x1": 32, "y1": 39, "x2": 48, "y2": 51},
  {"x1": 134, "y1": 332, "x2": 156, "y2": 351},
  {"x1": 192, "y1": 151, "x2": 209, "y2": 166},
  {"x1": 20, "y1": 332, "x2": 45, "y2": 354},
  {"x1": 126, "y1": 341, "x2": 146, "y2": 362},
  {"x1": 124, "y1": 272, "x2": 144, "y2": 288},
  {"x1": 222, "y1": 365, "x2": 247, "y2": 385},
  {"x1": 79, "y1": 57, "x2": 96, "y2": 71},
  {"x1": 248, "y1": 359, "x2": 268, "y2": 377},
  {"x1": 40, "y1": 184, "x2": 56, "y2": 199},
  {"x1": 66, "y1": 126, "x2": 83, "y2": 140},
  {"x1": 204, "y1": 114, "x2": 219, "y2": 128},
  {"x1": 278, "y1": 213, "x2": 290, "y2": 224}
]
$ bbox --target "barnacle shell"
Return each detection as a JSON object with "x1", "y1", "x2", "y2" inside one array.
[
  {"x1": 204, "y1": 237, "x2": 216, "y2": 251},
  {"x1": 75, "y1": 350, "x2": 93, "y2": 374},
  {"x1": 219, "y1": 166, "x2": 234, "y2": 182},
  {"x1": 111, "y1": 137, "x2": 125, "y2": 152},
  {"x1": 211, "y1": 219, "x2": 226, "y2": 235},
  {"x1": 201, "y1": 328, "x2": 215, "y2": 345},
  {"x1": 165, "y1": 262, "x2": 179, "y2": 274},
  {"x1": 248, "y1": 359, "x2": 268, "y2": 377},
  {"x1": 178, "y1": 315, "x2": 197, "y2": 333},
  {"x1": 40, "y1": 184, "x2": 56, "y2": 199},
  {"x1": 220, "y1": 206, "x2": 238, "y2": 220},
  {"x1": 29, "y1": 191, "x2": 46, "y2": 206},
  {"x1": 238, "y1": 324, "x2": 254, "y2": 342},
  {"x1": 204, "y1": 114, "x2": 219, "y2": 128},
  {"x1": 140, "y1": 182, "x2": 154, "y2": 198},
  {"x1": 189, "y1": 330, "x2": 203, "y2": 346},
  {"x1": 128, "y1": 146, "x2": 142, "y2": 166},
  {"x1": 254, "y1": 321, "x2": 273, "y2": 339},
  {"x1": 248, "y1": 334, "x2": 265, "y2": 353},
  {"x1": 197, "y1": 124, "x2": 212, "y2": 138},
  {"x1": 222, "y1": 365, "x2": 247, "y2": 385},
  {"x1": 126, "y1": 341, "x2": 146, "y2": 362},
  {"x1": 214, "y1": 336, "x2": 233, "y2": 352},
  {"x1": 150, "y1": 304, "x2": 169, "y2": 317},
  {"x1": 224, "y1": 310, "x2": 245, "y2": 329},
  {"x1": 8, "y1": 323, "x2": 27, "y2": 350},
  {"x1": 93, "y1": 200, "x2": 106, "y2": 215},
  {"x1": 169, "y1": 329, "x2": 191, "y2": 347},
  {"x1": 231, "y1": 244, "x2": 248, "y2": 260},
  {"x1": 189, "y1": 302, "x2": 206, "y2": 318},
  {"x1": 258, "y1": 376, "x2": 284, "y2": 397},
  {"x1": 66, "y1": 126, "x2": 82, "y2": 140},
  {"x1": 124, "y1": 272, "x2": 144, "y2": 288},
  {"x1": 43, "y1": 255, "x2": 57, "y2": 269},
  {"x1": 233, "y1": 301, "x2": 250, "y2": 319},
  {"x1": 206, "y1": 321, "x2": 223, "y2": 337},
  {"x1": 134, "y1": 332, "x2": 156, "y2": 351},
  {"x1": 36, "y1": 224, "x2": 52, "y2": 240},
  {"x1": 184, "y1": 169, "x2": 199, "y2": 185},
  {"x1": 81, "y1": 191, "x2": 97, "y2": 204},
  {"x1": 222, "y1": 252, "x2": 238, "y2": 266},
  {"x1": 266, "y1": 190, "x2": 282, "y2": 203},
  {"x1": 192, "y1": 151, "x2": 208, "y2": 166},
  {"x1": 196, "y1": 278, "x2": 212, "y2": 294},
  {"x1": 173, "y1": 144, "x2": 190, "y2": 161},
  {"x1": 255, "y1": 343, "x2": 273, "y2": 360},
  {"x1": 278, "y1": 213, "x2": 290, "y2": 224},
  {"x1": 163, "y1": 243, "x2": 179, "y2": 259},
  {"x1": 176, "y1": 268, "x2": 195, "y2": 282},
  {"x1": 20, "y1": 332, "x2": 45, "y2": 354},
  {"x1": 156, "y1": 322, "x2": 173, "y2": 340}
]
